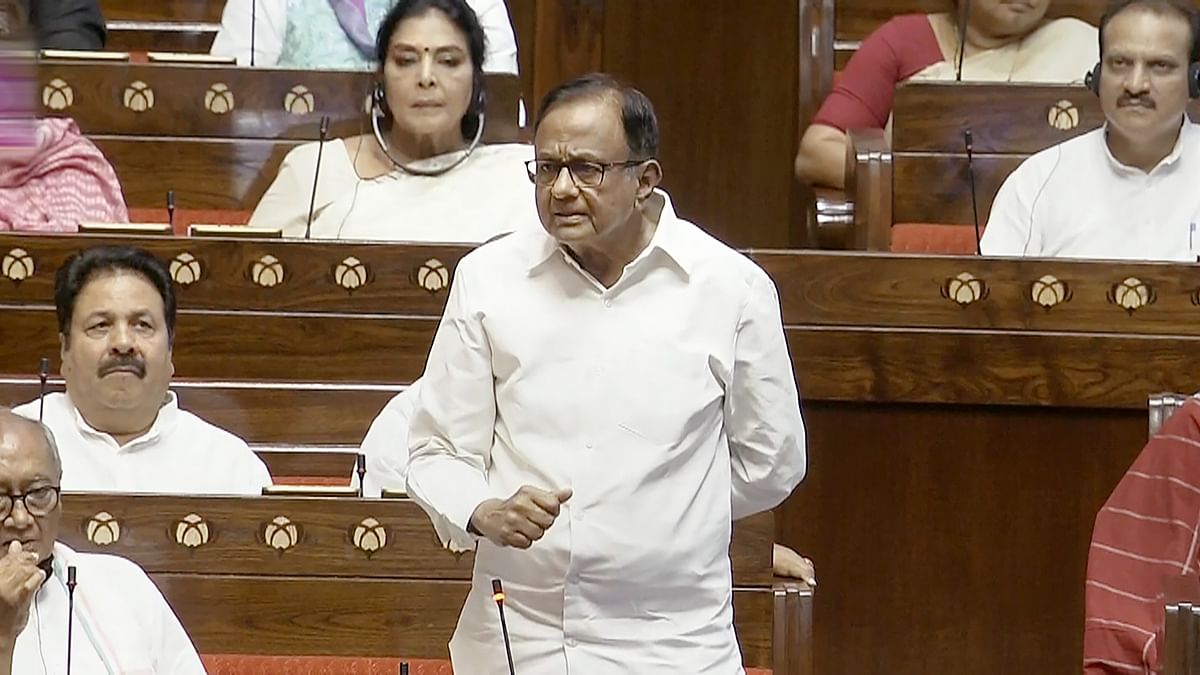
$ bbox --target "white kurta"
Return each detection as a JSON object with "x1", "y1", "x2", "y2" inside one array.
[
  {"x1": 12, "y1": 542, "x2": 204, "y2": 674},
  {"x1": 210, "y1": 0, "x2": 520, "y2": 73},
  {"x1": 982, "y1": 121, "x2": 1200, "y2": 261},
  {"x1": 406, "y1": 191, "x2": 808, "y2": 674},
  {"x1": 13, "y1": 392, "x2": 272, "y2": 495},
  {"x1": 359, "y1": 381, "x2": 419, "y2": 497},
  {"x1": 248, "y1": 142, "x2": 536, "y2": 241}
]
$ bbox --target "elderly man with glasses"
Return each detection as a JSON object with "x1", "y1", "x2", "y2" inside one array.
[
  {"x1": 406, "y1": 72, "x2": 808, "y2": 675},
  {"x1": 0, "y1": 409, "x2": 204, "y2": 674}
]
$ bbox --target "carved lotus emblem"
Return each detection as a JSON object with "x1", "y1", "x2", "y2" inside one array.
[
  {"x1": 123, "y1": 80, "x2": 155, "y2": 112},
  {"x1": 205, "y1": 83, "x2": 235, "y2": 115},
  {"x1": 86, "y1": 512, "x2": 120, "y2": 546},
  {"x1": 352, "y1": 517, "x2": 387, "y2": 556},
  {"x1": 1030, "y1": 274, "x2": 1072, "y2": 309},
  {"x1": 250, "y1": 255, "x2": 285, "y2": 288},
  {"x1": 333, "y1": 256, "x2": 370, "y2": 291},
  {"x1": 42, "y1": 78, "x2": 73, "y2": 110},
  {"x1": 284, "y1": 85, "x2": 315, "y2": 115},
  {"x1": 264, "y1": 516, "x2": 299, "y2": 551},
  {"x1": 169, "y1": 252, "x2": 202, "y2": 286},
  {"x1": 1108, "y1": 276, "x2": 1156, "y2": 314},
  {"x1": 1047, "y1": 99, "x2": 1079, "y2": 131},
  {"x1": 174, "y1": 513, "x2": 210, "y2": 548},
  {"x1": 1, "y1": 248, "x2": 33, "y2": 284},
  {"x1": 414, "y1": 258, "x2": 449, "y2": 294},
  {"x1": 940, "y1": 272, "x2": 988, "y2": 307}
]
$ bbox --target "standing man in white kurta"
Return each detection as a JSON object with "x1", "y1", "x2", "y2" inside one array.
[
  {"x1": 0, "y1": 409, "x2": 205, "y2": 674},
  {"x1": 12, "y1": 246, "x2": 271, "y2": 495},
  {"x1": 406, "y1": 73, "x2": 808, "y2": 674},
  {"x1": 981, "y1": 0, "x2": 1200, "y2": 261}
]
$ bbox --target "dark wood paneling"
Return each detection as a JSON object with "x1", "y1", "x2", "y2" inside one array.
[
  {"x1": 0, "y1": 235, "x2": 463, "y2": 315},
  {"x1": 893, "y1": 82, "x2": 1102, "y2": 154},
  {"x1": 602, "y1": 0, "x2": 799, "y2": 248},
  {"x1": 892, "y1": 153, "x2": 1022, "y2": 225},
  {"x1": 101, "y1": 0, "x2": 224, "y2": 23},
  {"x1": 779, "y1": 401, "x2": 1145, "y2": 675},
  {"x1": 527, "y1": 0, "x2": 604, "y2": 114},
  {"x1": 153, "y1": 575, "x2": 774, "y2": 664},
  {"x1": 106, "y1": 29, "x2": 217, "y2": 54},
  {"x1": 39, "y1": 62, "x2": 522, "y2": 143}
]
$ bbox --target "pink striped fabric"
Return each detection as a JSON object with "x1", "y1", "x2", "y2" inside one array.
[
  {"x1": 1084, "y1": 398, "x2": 1200, "y2": 674},
  {"x1": 0, "y1": 117, "x2": 128, "y2": 232}
]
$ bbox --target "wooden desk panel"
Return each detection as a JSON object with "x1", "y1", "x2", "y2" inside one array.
[{"x1": 101, "y1": 0, "x2": 224, "y2": 23}]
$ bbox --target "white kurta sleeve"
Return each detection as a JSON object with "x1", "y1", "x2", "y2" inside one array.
[
  {"x1": 247, "y1": 144, "x2": 315, "y2": 237},
  {"x1": 358, "y1": 382, "x2": 420, "y2": 497},
  {"x1": 980, "y1": 149, "x2": 1059, "y2": 257},
  {"x1": 405, "y1": 262, "x2": 496, "y2": 551},
  {"x1": 727, "y1": 271, "x2": 808, "y2": 521},
  {"x1": 470, "y1": 0, "x2": 520, "y2": 74},
  {"x1": 156, "y1": 596, "x2": 207, "y2": 674},
  {"x1": 209, "y1": 0, "x2": 288, "y2": 66}
]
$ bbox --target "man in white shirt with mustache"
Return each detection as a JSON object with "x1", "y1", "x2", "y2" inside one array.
[{"x1": 13, "y1": 246, "x2": 271, "y2": 495}]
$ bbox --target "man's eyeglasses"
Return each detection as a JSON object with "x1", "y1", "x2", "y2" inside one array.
[
  {"x1": 524, "y1": 158, "x2": 650, "y2": 188},
  {"x1": 0, "y1": 486, "x2": 60, "y2": 519}
]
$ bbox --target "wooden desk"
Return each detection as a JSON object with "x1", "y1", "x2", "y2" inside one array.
[
  {"x1": 57, "y1": 494, "x2": 782, "y2": 666},
  {"x1": 5, "y1": 234, "x2": 1199, "y2": 673}
]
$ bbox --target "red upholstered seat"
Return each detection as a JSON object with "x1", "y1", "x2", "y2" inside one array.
[
  {"x1": 890, "y1": 223, "x2": 983, "y2": 255},
  {"x1": 126, "y1": 208, "x2": 251, "y2": 235},
  {"x1": 201, "y1": 655, "x2": 773, "y2": 674}
]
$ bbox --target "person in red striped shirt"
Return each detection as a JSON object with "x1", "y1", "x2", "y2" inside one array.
[{"x1": 1085, "y1": 394, "x2": 1200, "y2": 673}]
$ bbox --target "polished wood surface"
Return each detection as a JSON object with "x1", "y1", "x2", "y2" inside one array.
[
  {"x1": 100, "y1": 0, "x2": 224, "y2": 23},
  {"x1": 38, "y1": 62, "x2": 523, "y2": 143},
  {"x1": 56, "y1": 494, "x2": 778, "y2": 664}
]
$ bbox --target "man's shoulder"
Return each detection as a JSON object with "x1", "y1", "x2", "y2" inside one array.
[
  {"x1": 171, "y1": 406, "x2": 253, "y2": 453},
  {"x1": 10, "y1": 392, "x2": 68, "y2": 422},
  {"x1": 672, "y1": 217, "x2": 772, "y2": 290},
  {"x1": 1009, "y1": 128, "x2": 1101, "y2": 185}
]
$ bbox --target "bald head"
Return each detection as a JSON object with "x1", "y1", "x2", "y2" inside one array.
[{"x1": 0, "y1": 409, "x2": 62, "y2": 480}]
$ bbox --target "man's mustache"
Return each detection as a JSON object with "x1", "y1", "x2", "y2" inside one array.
[
  {"x1": 1118, "y1": 95, "x2": 1155, "y2": 108},
  {"x1": 98, "y1": 355, "x2": 146, "y2": 378}
]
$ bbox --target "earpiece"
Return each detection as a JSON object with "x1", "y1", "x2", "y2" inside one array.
[{"x1": 1084, "y1": 61, "x2": 1101, "y2": 96}]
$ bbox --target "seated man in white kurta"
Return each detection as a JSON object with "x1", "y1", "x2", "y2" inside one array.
[
  {"x1": 13, "y1": 246, "x2": 271, "y2": 495},
  {"x1": 0, "y1": 409, "x2": 205, "y2": 674},
  {"x1": 981, "y1": 0, "x2": 1200, "y2": 261},
  {"x1": 406, "y1": 74, "x2": 808, "y2": 674}
]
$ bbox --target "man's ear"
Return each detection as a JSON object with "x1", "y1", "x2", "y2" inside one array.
[
  {"x1": 635, "y1": 159, "x2": 662, "y2": 201},
  {"x1": 58, "y1": 333, "x2": 68, "y2": 375}
]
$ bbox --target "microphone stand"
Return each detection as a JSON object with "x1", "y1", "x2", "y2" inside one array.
[
  {"x1": 492, "y1": 579, "x2": 516, "y2": 675},
  {"x1": 37, "y1": 357, "x2": 48, "y2": 423},
  {"x1": 304, "y1": 116, "x2": 331, "y2": 240},
  {"x1": 66, "y1": 566, "x2": 77, "y2": 675}
]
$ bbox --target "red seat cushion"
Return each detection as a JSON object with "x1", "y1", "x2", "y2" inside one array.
[
  {"x1": 201, "y1": 655, "x2": 773, "y2": 674},
  {"x1": 890, "y1": 223, "x2": 984, "y2": 255}
]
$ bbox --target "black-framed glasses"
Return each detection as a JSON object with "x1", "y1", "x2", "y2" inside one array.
[
  {"x1": 0, "y1": 486, "x2": 60, "y2": 519},
  {"x1": 524, "y1": 158, "x2": 650, "y2": 188}
]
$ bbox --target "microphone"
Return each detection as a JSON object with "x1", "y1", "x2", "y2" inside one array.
[
  {"x1": 956, "y1": 0, "x2": 971, "y2": 82},
  {"x1": 304, "y1": 115, "x2": 331, "y2": 240},
  {"x1": 37, "y1": 357, "x2": 48, "y2": 423},
  {"x1": 355, "y1": 453, "x2": 366, "y2": 497},
  {"x1": 249, "y1": 0, "x2": 257, "y2": 67},
  {"x1": 492, "y1": 579, "x2": 516, "y2": 675},
  {"x1": 66, "y1": 565, "x2": 77, "y2": 675},
  {"x1": 399, "y1": 662, "x2": 408, "y2": 675},
  {"x1": 166, "y1": 190, "x2": 176, "y2": 231},
  {"x1": 964, "y1": 129, "x2": 982, "y2": 255}
]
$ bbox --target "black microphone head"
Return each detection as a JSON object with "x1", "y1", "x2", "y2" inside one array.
[
  {"x1": 356, "y1": 453, "x2": 366, "y2": 473},
  {"x1": 38, "y1": 357, "x2": 49, "y2": 381},
  {"x1": 399, "y1": 662, "x2": 409, "y2": 675},
  {"x1": 319, "y1": 115, "x2": 330, "y2": 140},
  {"x1": 67, "y1": 565, "x2": 76, "y2": 585}
]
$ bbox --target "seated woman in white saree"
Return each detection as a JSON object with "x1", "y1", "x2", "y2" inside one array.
[
  {"x1": 248, "y1": 0, "x2": 534, "y2": 241},
  {"x1": 794, "y1": 0, "x2": 1099, "y2": 189}
]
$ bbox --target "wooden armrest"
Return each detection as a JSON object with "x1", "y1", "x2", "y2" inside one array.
[
  {"x1": 845, "y1": 128, "x2": 892, "y2": 251},
  {"x1": 1163, "y1": 575, "x2": 1200, "y2": 675},
  {"x1": 772, "y1": 580, "x2": 815, "y2": 675}
]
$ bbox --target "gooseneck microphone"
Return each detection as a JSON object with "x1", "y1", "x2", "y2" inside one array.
[
  {"x1": 963, "y1": 129, "x2": 982, "y2": 255},
  {"x1": 956, "y1": 0, "x2": 971, "y2": 82},
  {"x1": 399, "y1": 662, "x2": 409, "y2": 674},
  {"x1": 37, "y1": 357, "x2": 49, "y2": 423},
  {"x1": 304, "y1": 116, "x2": 332, "y2": 240},
  {"x1": 66, "y1": 565, "x2": 77, "y2": 675},
  {"x1": 492, "y1": 579, "x2": 516, "y2": 675},
  {"x1": 249, "y1": 0, "x2": 257, "y2": 67},
  {"x1": 166, "y1": 190, "x2": 176, "y2": 231},
  {"x1": 355, "y1": 453, "x2": 366, "y2": 497}
]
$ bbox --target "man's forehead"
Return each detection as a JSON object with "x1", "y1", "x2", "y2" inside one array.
[
  {"x1": 0, "y1": 425, "x2": 55, "y2": 476},
  {"x1": 1106, "y1": 8, "x2": 1193, "y2": 49},
  {"x1": 534, "y1": 97, "x2": 626, "y2": 155},
  {"x1": 75, "y1": 270, "x2": 163, "y2": 312}
]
